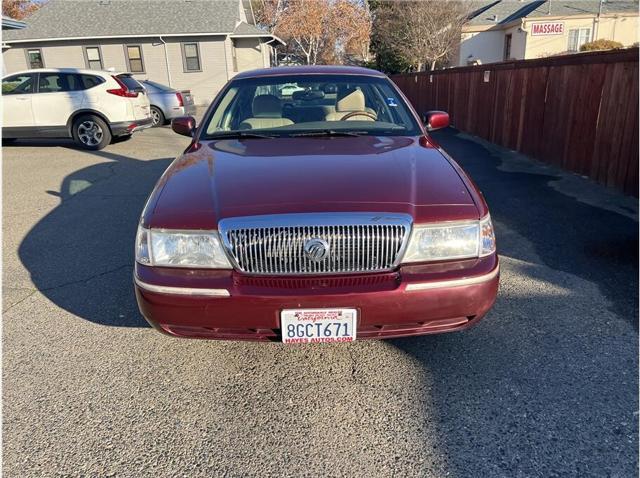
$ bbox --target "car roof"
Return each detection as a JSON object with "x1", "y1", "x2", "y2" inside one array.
[
  {"x1": 3, "y1": 68, "x2": 126, "y2": 77},
  {"x1": 233, "y1": 65, "x2": 388, "y2": 80}
]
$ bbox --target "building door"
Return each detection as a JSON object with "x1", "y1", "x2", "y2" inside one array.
[{"x1": 503, "y1": 34, "x2": 512, "y2": 61}]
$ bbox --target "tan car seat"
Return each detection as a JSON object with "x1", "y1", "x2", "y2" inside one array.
[
  {"x1": 325, "y1": 88, "x2": 376, "y2": 121},
  {"x1": 239, "y1": 95, "x2": 294, "y2": 130}
]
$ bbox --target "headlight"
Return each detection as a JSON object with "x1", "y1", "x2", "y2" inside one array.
[
  {"x1": 402, "y1": 215, "x2": 496, "y2": 263},
  {"x1": 135, "y1": 226, "x2": 232, "y2": 269}
]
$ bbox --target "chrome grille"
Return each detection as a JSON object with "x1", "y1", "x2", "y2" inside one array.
[{"x1": 219, "y1": 213, "x2": 412, "y2": 275}]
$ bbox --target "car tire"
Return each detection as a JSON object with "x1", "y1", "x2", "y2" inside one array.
[
  {"x1": 72, "y1": 115, "x2": 111, "y2": 150},
  {"x1": 150, "y1": 106, "x2": 165, "y2": 127}
]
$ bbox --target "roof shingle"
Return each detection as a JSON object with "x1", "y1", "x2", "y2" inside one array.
[
  {"x1": 467, "y1": 0, "x2": 639, "y2": 26},
  {"x1": 3, "y1": 0, "x2": 244, "y2": 41}
]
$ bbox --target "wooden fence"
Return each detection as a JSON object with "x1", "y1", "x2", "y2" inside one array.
[{"x1": 391, "y1": 48, "x2": 639, "y2": 196}]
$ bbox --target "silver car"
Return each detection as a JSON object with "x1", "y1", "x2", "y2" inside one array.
[{"x1": 140, "y1": 80, "x2": 196, "y2": 127}]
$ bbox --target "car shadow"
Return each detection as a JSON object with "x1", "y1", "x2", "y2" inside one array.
[
  {"x1": 388, "y1": 128, "x2": 638, "y2": 476},
  {"x1": 3, "y1": 136, "x2": 134, "y2": 149},
  {"x1": 3, "y1": 138, "x2": 79, "y2": 149},
  {"x1": 17, "y1": 148, "x2": 173, "y2": 327},
  {"x1": 431, "y1": 128, "x2": 638, "y2": 327}
]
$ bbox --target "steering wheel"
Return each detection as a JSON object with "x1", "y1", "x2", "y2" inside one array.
[{"x1": 339, "y1": 111, "x2": 377, "y2": 121}]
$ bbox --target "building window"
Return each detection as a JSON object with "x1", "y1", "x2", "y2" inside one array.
[
  {"x1": 84, "y1": 46, "x2": 103, "y2": 69},
  {"x1": 125, "y1": 45, "x2": 145, "y2": 73},
  {"x1": 182, "y1": 42, "x2": 201, "y2": 72},
  {"x1": 568, "y1": 28, "x2": 591, "y2": 52},
  {"x1": 503, "y1": 34, "x2": 512, "y2": 60},
  {"x1": 26, "y1": 49, "x2": 44, "y2": 68}
]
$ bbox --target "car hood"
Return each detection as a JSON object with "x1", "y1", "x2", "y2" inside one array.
[{"x1": 146, "y1": 136, "x2": 479, "y2": 229}]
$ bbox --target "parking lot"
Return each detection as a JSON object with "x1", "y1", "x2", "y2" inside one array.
[{"x1": 3, "y1": 125, "x2": 638, "y2": 477}]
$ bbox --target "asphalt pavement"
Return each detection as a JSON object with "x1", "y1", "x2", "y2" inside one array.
[{"x1": 2, "y1": 125, "x2": 638, "y2": 477}]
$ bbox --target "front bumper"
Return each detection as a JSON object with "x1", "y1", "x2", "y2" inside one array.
[{"x1": 134, "y1": 255, "x2": 499, "y2": 341}]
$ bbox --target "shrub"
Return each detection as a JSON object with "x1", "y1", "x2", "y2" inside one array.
[{"x1": 580, "y1": 39, "x2": 624, "y2": 52}]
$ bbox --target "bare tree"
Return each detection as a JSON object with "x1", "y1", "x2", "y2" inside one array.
[
  {"x1": 252, "y1": 0, "x2": 287, "y2": 32},
  {"x1": 332, "y1": 0, "x2": 372, "y2": 64},
  {"x1": 376, "y1": 0, "x2": 472, "y2": 71},
  {"x1": 277, "y1": 0, "x2": 330, "y2": 64},
  {"x1": 2, "y1": 0, "x2": 44, "y2": 19},
  {"x1": 254, "y1": 0, "x2": 372, "y2": 65}
]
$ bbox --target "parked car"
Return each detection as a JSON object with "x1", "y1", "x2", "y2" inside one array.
[
  {"x1": 279, "y1": 83, "x2": 305, "y2": 97},
  {"x1": 134, "y1": 65, "x2": 499, "y2": 342},
  {"x1": 139, "y1": 79, "x2": 196, "y2": 127},
  {"x1": 2, "y1": 68, "x2": 152, "y2": 150}
]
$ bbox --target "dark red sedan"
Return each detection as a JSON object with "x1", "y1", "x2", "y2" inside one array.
[{"x1": 134, "y1": 65, "x2": 499, "y2": 342}]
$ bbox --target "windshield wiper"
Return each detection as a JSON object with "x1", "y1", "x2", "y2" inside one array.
[
  {"x1": 290, "y1": 130, "x2": 366, "y2": 137},
  {"x1": 207, "y1": 131, "x2": 276, "y2": 140}
]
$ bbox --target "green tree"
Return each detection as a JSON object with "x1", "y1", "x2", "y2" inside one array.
[{"x1": 368, "y1": 0, "x2": 411, "y2": 73}]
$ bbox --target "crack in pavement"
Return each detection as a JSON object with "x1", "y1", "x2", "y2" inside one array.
[
  {"x1": 348, "y1": 345, "x2": 358, "y2": 380},
  {"x1": 3, "y1": 264, "x2": 133, "y2": 314},
  {"x1": 41, "y1": 264, "x2": 133, "y2": 292},
  {"x1": 2, "y1": 289, "x2": 38, "y2": 314}
]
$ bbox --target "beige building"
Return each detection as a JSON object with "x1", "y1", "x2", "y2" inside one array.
[
  {"x1": 1, "y1": 0, "x2": 282, "y2": 105},
  {"x1": 459, "y1": 0, "x2": 638, "y2": 66}
]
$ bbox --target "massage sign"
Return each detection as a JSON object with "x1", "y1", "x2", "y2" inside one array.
[{"x1": 530, "y1": 22, "x2": 565, "y2": 35}]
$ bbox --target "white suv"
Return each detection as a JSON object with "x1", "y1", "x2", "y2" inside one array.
[{"x1": 2, "y1": 68, "x2": 152, "y2": 150}]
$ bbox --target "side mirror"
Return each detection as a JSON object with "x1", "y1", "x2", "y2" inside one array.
[
  {"x1": 422, "y1": 111, "x2": 450, "y2": 132},
  {"x1": 171, "y1": 116, "x2": 196, "y2": 137}
]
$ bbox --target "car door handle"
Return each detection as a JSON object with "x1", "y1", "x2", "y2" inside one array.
[{"x1": 15, "y1": 97, "x2": 30, "y2": 101}]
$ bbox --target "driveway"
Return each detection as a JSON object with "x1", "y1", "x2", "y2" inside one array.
[{"x1": 3, "y1": 126, "x2": 638, "y2": 477}]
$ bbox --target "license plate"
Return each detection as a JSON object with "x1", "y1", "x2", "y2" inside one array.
[{"x1": 281, "y1": 308, "x2": 357, "y2": 344}]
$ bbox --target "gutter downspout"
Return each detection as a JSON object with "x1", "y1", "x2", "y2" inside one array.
[
  {"x1": 594, "y1": 0, "x2": 604, "y2": 40},
  {"x1": 223, "y1": 35, "x2": 230, "y2": 80},
  {"x1": 517, "y1": 18, "x2": 530, "y2": 60},
  {"x1": 158, "y1": 36, "x2": 173, "y2": 87}
]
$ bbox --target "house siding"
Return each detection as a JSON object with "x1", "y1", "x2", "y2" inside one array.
[
  {"x1": 101, "y1": 42, "x2": 128, "y2": 72},
  {"x1": 234, "y1": 38, "x2": 265, "y2": 72},
  {"x1": 459, "y1": 30, "x2": 505, "y2": 66},
  {"x1": 40, "y1": 44, "x2": 86, "y2": 68},
  {"x1": 3, "y1": 35, "x2": 268, "y2": 105},
  {"x1": 162, "y1": 36, "x2": 230, "y2": 104},
  {"x1": 2, "y1": 47, "x2": 28, "y2": 71}
]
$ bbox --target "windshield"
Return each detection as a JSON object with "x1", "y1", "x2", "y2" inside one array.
[{"x1": 202, "y1": 74, "x2": 421, "y2": 138}]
